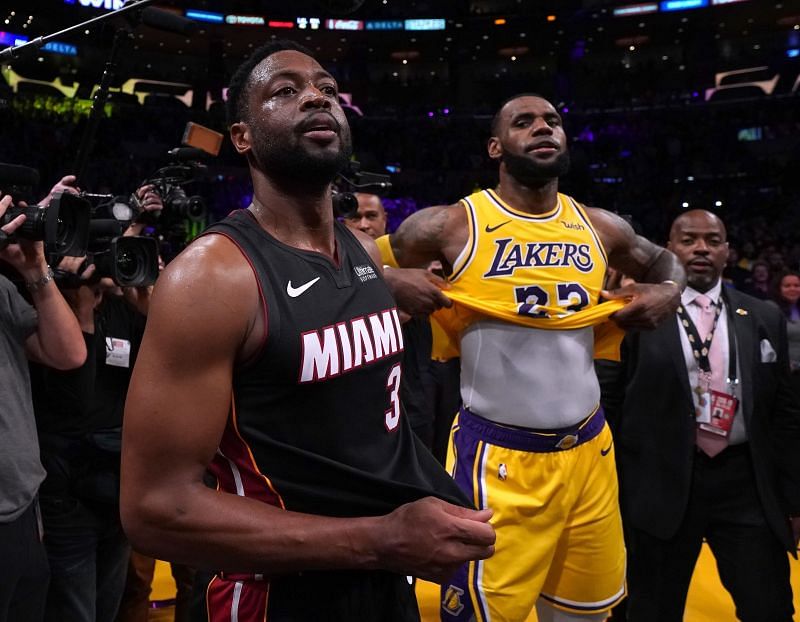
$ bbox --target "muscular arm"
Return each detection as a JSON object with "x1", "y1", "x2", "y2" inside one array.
[
  {"x1": 389, "y1": 204, "x2": 467, "y2": 272},
  {"x1": 121, "y1": 234, "x2": 494, "y2": 578},
  {"x1": 352, "y1": 224, "x2": 451, "y2": 317},
  {"x1": 588, "y1": 208, "x2": 685, "y2": 285},
  {"x1": 588, "y1": 207, "x2": 686, "y2": 329}
]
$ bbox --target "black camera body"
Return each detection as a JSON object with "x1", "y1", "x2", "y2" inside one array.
[
  {"x1": 92, "y1": 236, "x2": 159, "y2": 288},
  {"x1": 52, "y1": 219, "x2": 160, "y2": 289},
  {"x1": 128, "y1": 151, "x2": 209, "y2": 225},
  {"x1": 0, "y1": 192, "x2": 91, "y2": 256},
  {"x1": 332, "y1": 161, "x2": 392, "y2": 219},
  {"x1": 86, "y1": 219, "x2": 159, "y2": 288}
]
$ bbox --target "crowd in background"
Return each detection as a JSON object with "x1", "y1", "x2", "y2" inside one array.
[{"x1": 1, "y1": 69, "x2": 799, "y2": 619}]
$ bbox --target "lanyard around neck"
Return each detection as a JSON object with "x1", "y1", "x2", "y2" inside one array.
[{"x1": 676, "y1": 290, "x2": 738, "y2": 385}]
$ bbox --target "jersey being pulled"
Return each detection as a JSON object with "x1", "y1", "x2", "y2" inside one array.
[
  {"x1": 433, "y1": 189, "x2": 626, "y2": 359},
  {"x1": 203, "y1": 210, "x2": 468, "y2": 518}
]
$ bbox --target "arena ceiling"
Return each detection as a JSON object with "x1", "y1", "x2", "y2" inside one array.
[{"x1": 2, "y1": 1, "x2": 797, "y2": 98}]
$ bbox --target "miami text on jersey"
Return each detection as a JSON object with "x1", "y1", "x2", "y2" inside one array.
[{"x1": 299, "y1": 308, "x2": 404, "y2": 383}]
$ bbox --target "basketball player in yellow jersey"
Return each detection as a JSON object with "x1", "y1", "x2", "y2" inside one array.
[{"x1": 387, "y1": 94, "x2": 687, "y2": 622}]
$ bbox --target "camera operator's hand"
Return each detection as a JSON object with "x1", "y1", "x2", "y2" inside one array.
[
  {"x1": 56, "y1": 256, "x2": 98, "y2": 332},
  {"x1": 1, "y1": 193, "x2": 86, "y2": 369},
  {"x1": 0, "y1": 193, "x2": 49, "y2": 282},
  {"x1": 119, "y1": 249, "x2": 162, "y2": 317},
  {"x1": 122, "y1": 284, "x2": 153, "y2": 317},
  {"x1": 0, "y1": 193, "x2": 26, "y2": 237},
  {"x1": 40, "y1": 174, "x2": 80, "y2": 208},
  {"x1": 128, "y1": 184, "x2": 163, "y2": 235}
]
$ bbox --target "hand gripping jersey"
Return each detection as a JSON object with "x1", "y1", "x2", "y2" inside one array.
[
  {"x1": 201, "y1": 210, "x2": 469, "y2": 622},
  {"x1": 443, "y1": 188, "x2": 622, "y2": 329},
  {"x1": 433, "y1": 189, "x2": 626, "y2": 361},
  {"x1": 435, "y1": 191, "x2": 627, "y2": 620}
]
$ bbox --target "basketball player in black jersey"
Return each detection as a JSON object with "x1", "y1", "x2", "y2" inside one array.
[{"x1": 120, "y1": 41, "x2": 495, "y2": 622}]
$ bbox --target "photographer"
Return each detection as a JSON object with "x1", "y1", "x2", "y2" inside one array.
[
  {"x1": 30, "y1": 183, "x2": 160, "y2": 622},
  {"x1": 0, "y1": 190, "x2": 87, "y2": 622}
]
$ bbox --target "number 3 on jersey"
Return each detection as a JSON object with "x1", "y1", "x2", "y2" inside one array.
[
  {"x1": 515, "y1": 281, "x2": 590, "y2": 318},
  {"x1": 385, "y1": 363, "x2": 402, "y2": 431}
]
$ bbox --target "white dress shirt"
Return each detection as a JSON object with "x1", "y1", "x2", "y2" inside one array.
[{"x1": 676, "y1": 279, "x2": 747, "y2": 445}]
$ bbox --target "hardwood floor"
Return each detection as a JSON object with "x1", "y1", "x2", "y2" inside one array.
[{"x1": 150, "y1": 545, "x2": 800, "y2": 620}]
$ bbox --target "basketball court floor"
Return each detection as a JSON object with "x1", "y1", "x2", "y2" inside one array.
[{"x1": 149, "y1": 546, "x2": 800, "y2": 620}]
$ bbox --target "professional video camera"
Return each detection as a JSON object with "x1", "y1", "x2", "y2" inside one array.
[
  {"x1": 332, "y1": 161, "x2": 392, "y2": 219},
  {"x1": 114, "y1": 147, "x2": 209, "y2": 225},
  {"x1": 0, "y1": 163, "x2": 91, "y2": 256},
  {"x1": 50, "y1": 218, "x2": 160, "y2": 290},
  {"x1": 88, "y1": 220, "x2": 159, "y2": 288}
]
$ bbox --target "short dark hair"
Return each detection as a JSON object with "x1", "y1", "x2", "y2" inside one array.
[
  {"x1": 226, "y1": 39, "x2": 314, "y2": 127},
  {"x1": 490, "y1": 92, "x2": 550, "y2": 136}
]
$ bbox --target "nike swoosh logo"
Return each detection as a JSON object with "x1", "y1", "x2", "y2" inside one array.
[
  {"x1": 286, "y1": 277, "x2": 321, "y2": 298},
  {"x1": 485, "y1": 220, "x2": 512, "y2": 233},
  {"x1": 600, "y1": 443, "x2": 613, "y2": 457}
]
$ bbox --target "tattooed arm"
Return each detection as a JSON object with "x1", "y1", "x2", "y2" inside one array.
[
  {"x1": 587, "y1": 207, "x2": 685, "y2": 330},
  {"x1": 389, "y1": 203, "x2": 468, "y2": 274}
]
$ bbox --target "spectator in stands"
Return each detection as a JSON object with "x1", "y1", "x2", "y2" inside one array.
[
  {"x1": 741, "y1": 259, "x2": 771, "y2": 299},
  {"x1": 770, "y1": 270, "x2": 800, "y2": 392},
  {"x1": 723, "y1": 244, "x2": 750, "y2": 290}
]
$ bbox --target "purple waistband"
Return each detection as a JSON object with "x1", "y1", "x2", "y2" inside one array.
[{"x1": 458, "y1": 406, "x2": 606, "y2": 452}]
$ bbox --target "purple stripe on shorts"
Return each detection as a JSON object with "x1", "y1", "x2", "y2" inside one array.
[
  {"x1": 441, "y1": 426, "x2": 482, "y2": 621},
  {"x1": 457, "y1": 406, "x2": 605, "y2": 453}
]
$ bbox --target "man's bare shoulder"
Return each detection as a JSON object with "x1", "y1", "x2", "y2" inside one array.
[
  {"x1": 391, "y1": 203, "x2": 467, "y2": 269},
  {"x1": 582, "y1": 205, "x2": 638, "y2": 254},
  {"x1": 150, "y1": 233, "x2": 258, "y2": 334}
]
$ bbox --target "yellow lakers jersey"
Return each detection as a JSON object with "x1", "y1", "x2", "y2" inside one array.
[{"x1": 439, "y1": 189, "x2": 624, "y2": 334}]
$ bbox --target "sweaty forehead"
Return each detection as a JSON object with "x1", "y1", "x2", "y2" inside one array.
[{"x1": 249, "y1": 50, "x2": 329, "y2": 87}]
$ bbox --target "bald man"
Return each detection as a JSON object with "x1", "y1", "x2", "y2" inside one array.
[
  {"x1": 344, "y1": 193, "x2": 388, "y2": 239},
  {"x1": 611, "y1": 210, "x2": 800, "y2": 621}
]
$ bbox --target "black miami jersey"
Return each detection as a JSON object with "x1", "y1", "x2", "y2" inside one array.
[{"x1": 203, "y1": 209, "x2": 468, "y2": 518}]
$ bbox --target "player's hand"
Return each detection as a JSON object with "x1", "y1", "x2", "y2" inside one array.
[
  {"x1": 603, "y1": 281, "x2": 681, "y2": 330},
  {"x1": 384, "y1": 267, "x2": 452, "y2": 317},
  {"x1": 374, "y1": 496, "x2": 495, "y2": 584}
]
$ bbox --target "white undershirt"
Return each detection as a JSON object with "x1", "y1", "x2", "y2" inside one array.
[{"x1": 459, "y1": 320, "x2": 600, "y2": 429}]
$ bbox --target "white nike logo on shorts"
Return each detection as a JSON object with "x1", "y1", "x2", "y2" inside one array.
[{"x1": 286, "y1": 277, "x2": 321, "y2": 298}]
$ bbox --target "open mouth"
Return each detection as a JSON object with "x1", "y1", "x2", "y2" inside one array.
[{"x1": 298, "y1": 114, "x2": 339, "y2": 140}]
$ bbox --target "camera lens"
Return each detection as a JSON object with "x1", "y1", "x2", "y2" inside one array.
[
  {"x1": 116, "y1": 250, "x2": 138, "y2": 280},
  {"x1": 55, "y1": 213, "x2": 77, "y2": 249}
]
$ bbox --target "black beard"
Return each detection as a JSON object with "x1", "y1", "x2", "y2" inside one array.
[
  {"x1": 687, "y1": 273, "x2": 720, "y2": 293},
  {"x1": 251, "y1": 124, "x2": 353, "y2": 189},
  {"x1": 502, "y1": 149, "x2": 571, "y2": 186}
]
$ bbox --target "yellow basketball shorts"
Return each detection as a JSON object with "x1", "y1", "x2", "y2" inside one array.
[{"x1": 441, "y1": 407, "x2": 626, "y2": 621}]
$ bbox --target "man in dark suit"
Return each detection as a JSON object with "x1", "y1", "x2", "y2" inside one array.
[{"x1": 611, "y1": 209, "x2": 800, "y2": 621}]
